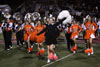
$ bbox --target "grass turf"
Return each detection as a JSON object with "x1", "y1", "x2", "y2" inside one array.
[
  {"x1": 0, "y1": 43, "x2": 100, "y2": 67},
  {"x1": 0, "y1": 33, "x2": 4, "y2": 40},
  {"x1": 0, "y1": 33, "x2": 100, "y2": 67}
]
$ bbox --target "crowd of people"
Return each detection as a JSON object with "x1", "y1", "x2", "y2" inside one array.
[{"x1": 0, "y1": 8, "x2": 99, "y2": 63}]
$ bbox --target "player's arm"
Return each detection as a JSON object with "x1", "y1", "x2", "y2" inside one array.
[
  {"x1": 24, "y1": 26, "x2": 30, "y2": 36},
  {"x1": 31, "y1": 25, "x2": 34, "y2": 30},
  {"x1": 93, "y1": 22, "x2": 98, "y2": 31},
  {"x1": 71, "y1": 25, "x2": 73, "y2": 32},
  {"x1": 37, "y1": 27, "x2": 47, "y2": 35},
  {"x1": 54, "y1": 18, "x2": 66, "y2": 28},
  {"x1": 78, "y1": 25, "x2": 82, "y2": 33}
]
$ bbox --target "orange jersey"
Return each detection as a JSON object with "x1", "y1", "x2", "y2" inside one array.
[
  {"x1": 30, "y1": 25, "x2": 45, "y2": 43},
  {"x1": 71, "y1": 24, "x2": 82, "y2": 33},
  {"x1": 91, "y1": 22, "x2": 98, "y2": 32},
  {"x1": 70, "y1": 24, "x2": 82, "y2": 39},
  {"x1": 85, "y1": 21, "x2": 97, "y2": 31},
  {"x1": 85, "y1": 21, "x2": 91, "y2": 30},
  {"x1": 35, "y1": 25, "x2": 45, "y2": 43},
  {"x1": 29, "y1": 31, "x2": 37, "y2": 41},
  {"x1": 35, "y1": 25, "x2": 45, "y2": 32},
  {"x1": 35, "y1": 25, "x2": 45, "y2": 35},
  {"x1": 24, "y1": 24, "x2": 34, "y2": 36},
  {"x1": 84, "y1": 21, "x2": 98, "y2": 39}
]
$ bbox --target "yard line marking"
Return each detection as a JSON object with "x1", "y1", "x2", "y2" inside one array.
[
  {"x1": 42, "y1": 53, "x2": 74, "y2": 67},
  {"x1": 42, "y1": 50, "x2": 84, "y2": 67}
]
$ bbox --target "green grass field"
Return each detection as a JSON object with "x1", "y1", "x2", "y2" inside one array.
[
  {"x1": 0, "y1": 33, "x2": 100, "y2": 67},
  {"x1": 0, "y1": 33, "x2": 4, "y2": 40}
]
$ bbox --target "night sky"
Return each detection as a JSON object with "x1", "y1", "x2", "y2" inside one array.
[{"x1": 0, "y1": 0, "x2": 25, "y2": 9}]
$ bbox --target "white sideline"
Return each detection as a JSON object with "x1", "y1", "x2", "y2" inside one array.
[
  {"x1": 41, "y1": 50, "x2": 84, "y2": 67},
  {"x1": 41, "y1": 53, "x2": 74, "y2": 67}
]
